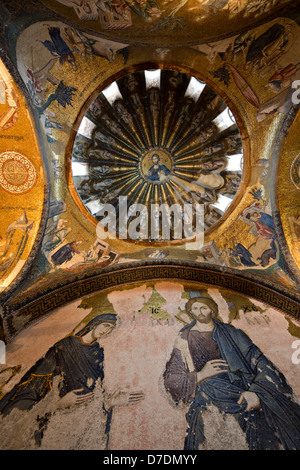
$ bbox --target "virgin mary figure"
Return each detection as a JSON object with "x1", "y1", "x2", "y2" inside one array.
[{"x1": 0, "y1": 314, "x2": 144, "y2": 448}]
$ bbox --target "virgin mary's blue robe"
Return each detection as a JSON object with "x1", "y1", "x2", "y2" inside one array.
[
  {"x1": 0, "y1": 314, "x2": 117, "y2": 447},
  {"x1": 0, "y1": 335, "x2": 104, "y2": 417},
  {"x1": 0, "y1": 313, "x2": 118, "y2": 418}
]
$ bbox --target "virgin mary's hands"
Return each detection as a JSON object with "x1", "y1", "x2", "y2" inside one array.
[{"x1": 57, "y1": 388, "x2": 94, "y2": 409}]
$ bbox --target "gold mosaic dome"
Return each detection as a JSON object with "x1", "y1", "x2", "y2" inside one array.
[{"x1": 71, "y1": 68, "x2": 244, "y2": 242}]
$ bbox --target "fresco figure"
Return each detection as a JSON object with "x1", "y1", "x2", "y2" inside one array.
[
  {"x1": 244, "y1": 23, "x2": 292, "y2": 75},
  {"x1": 243, "y1": 205, "x2": 278, "y2": 267},
  {"x1": 43, "y1": 218, "x2": 71, "y2": 253},
  {"x1": 26, "y1": 58, "x2": 59, "y2": 102},
  {"x1": 41, "y1": 27, "x2": 76, "y2": 71},
  {"x1": 51, "y1": 240, "x2": 83, "y2": 266},
  {"x1": 146, "y1": 154, "x2": 170, "y2": 182},
  {"x1": 163, "y1": 297, "x2": 300, "y2": 450},
  {"x1": 0, "y1": 314, "x2": 144, "y2": 447},
  {"x1": 228, "y1": 243, "x2": 257, "y2": 267},
  {"x1": 266, "y1": 63, "x2": 300, "y2": 94},
  {"x1": 124, "y1": 0, "x2": 161, "y2": 19},
  {"x1": 244, "y1": 205, "x2": 276, "y2": 239}
]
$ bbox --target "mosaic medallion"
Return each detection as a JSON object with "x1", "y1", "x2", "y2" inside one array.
[
  {"x1": 71, "y1": 69, "x2": 244, "y2": 242},
  {"x1": 140, "y1": 149, "x2": 173, "y2": 183},
  {"x1": 290, "y1": 153, "x2": 300, "y2": 191},
  {"x1": 0, "y1": 151, "x2": 37, "y2": 194}
]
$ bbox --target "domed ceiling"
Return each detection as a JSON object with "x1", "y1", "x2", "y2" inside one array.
[
  {"x1": 70, "y1": 68, "x2": 243, "y2": 242},
  {"x1": 0, "y1": 0, "x2": 299, "y2": 338},
  {"x1": 35, "y1": 0, "x2": 294, "y2": 46}
]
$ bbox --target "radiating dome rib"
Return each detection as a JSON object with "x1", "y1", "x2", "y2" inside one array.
[
  {"x1": 116, "y1": 71, "x2": 153, "y2": 148},
  {"x1": 96, "y1": 94, "x2": 144, "y2": 153},
  {"x1": 71, "y1": 68, "x2": 244, "y2": 242},
  {"x1": 168, "y1": 87, "x2": 225, "y2": 152}
]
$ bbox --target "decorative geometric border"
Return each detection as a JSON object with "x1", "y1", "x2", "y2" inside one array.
[{"x1": 3, "y1": 262, "x2": 300, "y2": 342}]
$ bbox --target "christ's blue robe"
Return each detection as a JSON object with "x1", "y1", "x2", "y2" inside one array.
[{"x1": 164, "y1": 320, "x2": 300, "y2": 450}]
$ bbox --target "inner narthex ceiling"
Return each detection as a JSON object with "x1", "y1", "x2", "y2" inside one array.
[{"x1": 0, "y1": 0, "x2": 299, "y2": 332}]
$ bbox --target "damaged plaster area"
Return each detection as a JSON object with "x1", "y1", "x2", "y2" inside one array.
[
  {"x1": 0, "y1": 377, "x2": 109, "y2": 450},
  {"x1": 198, "y1": 405, "x2": 249, "y2": 450}
]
